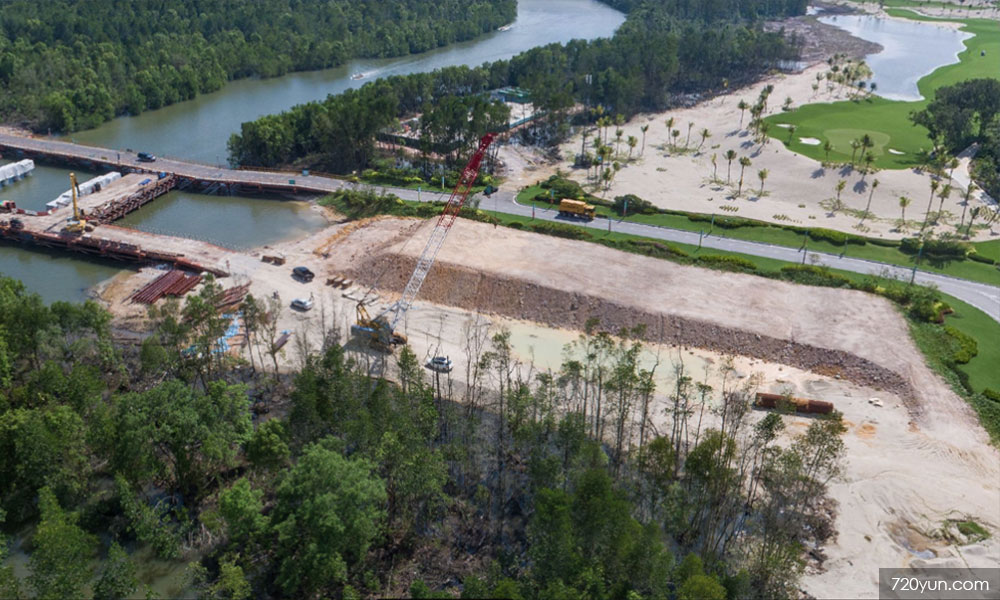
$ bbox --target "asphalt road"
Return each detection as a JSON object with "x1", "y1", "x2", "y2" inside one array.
[
  {"x1": 3, "y1": 131, "x2": 996, "y2": 322},
  {"x1": 392, "y1": 187, "x2": 1000, "y2": 324}
]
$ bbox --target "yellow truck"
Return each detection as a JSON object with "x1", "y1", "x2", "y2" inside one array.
[{"x1": 558, "y1": 199, "x2": 596, "y2": 220}]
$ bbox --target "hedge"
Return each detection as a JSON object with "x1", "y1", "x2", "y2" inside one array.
[
  {"x1": 530, "y1": 221, "x2": 592, "y2": 240},
  {"x1": 696, "y1": 255, "x2": 757, "y2": 271},
  {"x1": 779, "y1": 264, "x2": 852, "y2": 287},
  {"x1": 944, "y1": 325, "x2": 979, "y2": 365},
  {"x1": 807, "y1": 228, "x2": 866, "y2": 246},
  {"x1": 968, "y1": 252, "x2": 997, "y2": 265}
]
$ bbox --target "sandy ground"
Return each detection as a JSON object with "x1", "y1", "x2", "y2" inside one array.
[
  {"x1": 97, "y1": 215, "x2": 999, "y2": 598},
  {"x1": 526, "y1": 6, "x2": 999, "y2": 241}
]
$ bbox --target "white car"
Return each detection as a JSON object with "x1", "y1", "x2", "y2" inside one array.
[
  {"x1": 291, "y1": 298, "x2": 313, "y2": 311},
  {"x1": 426, "y1": 356, "x2": 453, "y2": 373}
]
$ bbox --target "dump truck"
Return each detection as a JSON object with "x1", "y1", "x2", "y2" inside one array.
[{"x1": 558, "y1": 199, "x2": 596, "y2": 220}]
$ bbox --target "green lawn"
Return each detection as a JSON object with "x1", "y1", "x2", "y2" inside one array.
[
  {"x1": 516, "y1": 186, "x2": 1000, "y2": 286},
  {"x1": 765, "y1": 13, "x2": 1000, "y2": 169}
]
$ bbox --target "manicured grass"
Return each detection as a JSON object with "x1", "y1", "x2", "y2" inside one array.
[
  {"x1": 516, "y1": 186, "x2": 1000, "y2": 286},
  {"x1": 974, "y1": 239, "x2": 1000, "y2": 262},
  {"x1": 765, "y1": 13, "x2": 1000, "y2": 169}
]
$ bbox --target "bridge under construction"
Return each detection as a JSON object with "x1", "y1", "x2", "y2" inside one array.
[{"x1": 0, "y1": 130, "x2": 368, "y2": 275}]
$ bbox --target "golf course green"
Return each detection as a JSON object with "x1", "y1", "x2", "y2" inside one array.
[{"x1": 766, "y1": 11, "x2": 999, "y2": 169}]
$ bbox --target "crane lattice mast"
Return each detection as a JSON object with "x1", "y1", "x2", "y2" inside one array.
[{"x1": 383, "y1": 132, "x2": 496, "y2": 330}]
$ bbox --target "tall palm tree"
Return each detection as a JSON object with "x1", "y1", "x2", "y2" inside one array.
[
  {"x1": 640, "y1": 124, "x2": 649, "y2": 156},
  {"x1": 626, "y1": 136, "x2": 638, "y2": 160},
  {"x1": 685, "y1": 122, "x2": 694, "y2": 150},
  {"x1": 967, "y1": 206, "x2": 981, "y2": 238},
  {"x1": 665, "y1": 117, "x2": 675, "y2": 149},
  {"x1": 860, "y1": 178, "x2": 879, "y2": 226},
  {"x1": 737, "y1": 156, "x2": 752, "y2": 196},
  {"x1": 936, "y1": 183, "x2": 952, "y2": 224},
  {"x1": 947, "y1": 156, "x2": 959, "y2": 184},
  {"x1": 787, "y1": 124, "x2": 797, "y2": 144},
  {"x1": 671, "y1": 129, "x2": 681, "y2": 150},
  {"x1": 698, "y1": 128, "x2": 711, "y2": 151},
  {"x1": 711, "y1": 153, "x2": 719, "y2": 181},
  {"x1": 922, "y1": 179, "x2": 940, "y2": 231},
  {"x1": 899, "y1": 196, "x2": 911, "y2": 231},
  {"x1": 862, "y1": 152, "x2": 875, "y2": 176},
  {"x1": 757, "y1": 168, "x2": 769, "y2": 196},
  {"x1": 959, "y1": 183, "x2": 977, "y2": 232},
  {"x1": 849, "y1": 139, "x2": 862, "y2": 165},
  {"x1": 614, "y1": 128, "x2": 624, "y2": 158},
  {"x1": 823, "y1": 140, "x2": 833, "y2": 162},
  {"x1": 835, "y1": 179, "x2": 846, "y2": 211},
  {"x1": 724, "y1": 149, "x2": 737, "y2": 183},
  {"x1": 737, "y1": 100, "x2": 749, "y2": 128}
]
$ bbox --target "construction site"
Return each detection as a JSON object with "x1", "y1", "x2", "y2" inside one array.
[{"x1": 0, "y1": 129, "x2": 996, "y2": 597}]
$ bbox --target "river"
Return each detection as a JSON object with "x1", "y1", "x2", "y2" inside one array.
[{"x1": 0, "y1": 0, "x2": 625, "y2": 303}]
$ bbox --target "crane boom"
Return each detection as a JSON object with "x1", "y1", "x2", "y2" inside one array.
[{"x1": 385, "y1": 132, "x2": 496, "y2": 330}]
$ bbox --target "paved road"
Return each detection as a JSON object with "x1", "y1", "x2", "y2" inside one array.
[
  {"x1": 3, "y1": 131, "x2": 997, "y2": 322},
  {"x1": 392, "y1": 187, "x2": 1000, "y2": 323}
]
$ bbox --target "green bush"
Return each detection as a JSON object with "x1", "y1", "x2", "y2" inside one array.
[
  {"x1": 696, "y1": 255, "x2": 757, "y2": 272},
  {"x1": 968, "y1": 252, "x2": 996, "y2": 265},
  {"x1": 779, "y1": 265, "x2": 852, "y2": 288},
  {"x1": 613, "y1": 194, "x2": 657, "y2": 216},
  {"x1": 984, "y1": 388, "x2": 1000, "y2": 403},
  {"x1": 943, "y1": 325, "x2": 978, "y2": 364},
  {"x1": 807, "y1": 228, "x2": 866, "y2": 246},
  {"x1": 540, "y1": 175, "x2": 586, "y2": 200},
  {"x1": 530, "y1": 222, "x2": 592, "y2": 240},
  {"x1": 621, "y1": 239, "x2": 689, "y2": 259},
  {"x1": 688, "y1": 214, "x2": 756, "y2": 229},
  {"x1": 868, "y1": 237, "x2": 901, "y2": 248},
  {"x1": 507, "y1": 221, "x2": 525, "y2": 230},
  {"x1": 901, "y1": 237, "x2": 969, "y2": 259}
]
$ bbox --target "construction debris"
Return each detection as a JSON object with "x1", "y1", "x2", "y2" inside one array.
[
  {"x1": 213, "y1": 282, "x2": 251, "y2": 311},
  {"x1": 130, "y1": 269, "x2": 203, "y2": 304}
]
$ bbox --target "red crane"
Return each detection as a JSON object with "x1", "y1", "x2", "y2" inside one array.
[{"x1": 353, "y1": 132, "x2": 497, "y2": 349}]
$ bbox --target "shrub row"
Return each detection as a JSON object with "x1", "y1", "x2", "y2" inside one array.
[
  {"x1": 968, "y1": 252, "x2": 997, "y2": 265},
  {"x1": 778, "y1": 265, "x2": 852, "y2": 288},
  {"x1": 806, "y1": 227, "x2": 867, "y2": 246},
  {"x1": 900, "y1": 237, "x2": 970, "y2": 259},
  {"x1": 943, "y1": 325, "x2": 979, "y2": 365},
  {"x1": 696, "y1": 254, "x2": 757, "y2": 272},
  {"x1": 529, "y1": 221, "x2": 593, "y2": 240}
]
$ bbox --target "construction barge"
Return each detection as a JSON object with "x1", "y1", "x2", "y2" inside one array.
[{"x1": 0, "y1": 172, "x2": 229, "y2": 276}]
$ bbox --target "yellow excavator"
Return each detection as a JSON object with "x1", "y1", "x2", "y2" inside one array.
[{"x1": 63, "y1": 172, "x2": 93, "y2": 234}]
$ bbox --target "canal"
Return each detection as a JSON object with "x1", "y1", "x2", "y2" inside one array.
[{"x1": 0, "y1": 0, "x2": 625, "y2": 303}]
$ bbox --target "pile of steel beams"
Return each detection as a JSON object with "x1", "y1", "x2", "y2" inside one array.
[{"x1": 131, "y1": 269, "x2": 202, "y2": 304}]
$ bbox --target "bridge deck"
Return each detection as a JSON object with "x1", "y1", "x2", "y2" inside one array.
[{"x1": 0, "y1": 130, "x2": 351, "y2": 196}]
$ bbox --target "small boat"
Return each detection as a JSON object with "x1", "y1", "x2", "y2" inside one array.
[
  {"x1": 498, "y1": 25, "x2": 512, "y2": 32},
  {"x1": 351, "y1": 73, "x2": 365, "y2": 80}
]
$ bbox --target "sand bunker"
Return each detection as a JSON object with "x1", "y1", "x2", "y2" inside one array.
[
  {"x1": 888, "y1": 148, "x2": 906, "y2": 155},
  {"x1": 799, "y1": 137, "x2": 821, "y2": 145}
]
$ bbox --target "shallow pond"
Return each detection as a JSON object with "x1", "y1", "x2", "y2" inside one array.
[{"x1": 818, "y1": 14, "x2": 973, "y2": 101}]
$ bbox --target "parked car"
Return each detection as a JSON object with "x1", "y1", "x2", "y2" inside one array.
[
  {"x1": 292, "y1": 266, "x2": 315, "y2": 282},
  {"x1": 426, "y1": 356, "x2": 453, "y2": 373},
  {"x1": 137, "y1": 152, "x2": 156, "y2": 162},
  {"x1": 291, "y1": 297, "x2": 314, "y2": 311}
]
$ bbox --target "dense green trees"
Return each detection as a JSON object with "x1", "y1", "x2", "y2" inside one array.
[
  {"x1": 0, "y1": 0, "x2": 515, "y2": 132},
  {"x1": 912, "y1": 78, "x2": 1000, "y2": 202},
  {"x1": 228, "y1": 0, "x2": 802, "y2": 173},
  {"x1": 0, "y1": 252, "x2": 848, "y2": 599}
]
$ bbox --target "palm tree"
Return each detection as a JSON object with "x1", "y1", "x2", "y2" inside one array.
[
  {"x1": 737, "y1": 156, "x2": 752, "y2": 196},
  {"x1": 614, "y1": 128, "x2": 624, "y2": 158},
  {"x1": 947, "y1": 156, "x2": 959, "y2": 184},
  {"x1": 671, "y1": 129, "x2": 681, "y2": 151},
  {"x1": 959, "y1": 183, "x2": 977, "y2": 232},
  {"x1": 849, "y1": 139, "x2": 862, "y2": 165},
  {"x1": 698, "y1": 128, "x2": 711, "y2": 151},
  {"x1": 823, "y1": 140, "x2": 833, "y2": 162},
  {"x1": 922, "y1": 179, "x2": 940, "y2": 231},
  {"x1": 860, "y1": 178, "x2": 879, "y2": 226},
  {"x1": 737, "y1": 100, "x2": 749, "y2": 128},
  {"x1": 967, "y1": 206, "x2": 982, "y2": 238},
  {"x1": 787, "y1": 124, "x2": 797, "y2": 144},
  {"x1": 626, "y1": 135, "x2": 638, "y2": 160},
  {"x1": 665, "y1": 117, "x2": 675, "y2": 149},
  {"x1": 685, "y1": 122, "x2": 695, "y2": 150},
  {"x1": 835, "y1": 179, "x2": 847, "y2": 210},
  {"x1": 711, "y1": 153, "x2": 719, "y2": 181},
  {"x1": 724, "y1": 149, "x2": 737, "y2": 183},
  {"x1": 757, "y1": 168, "x2": 769, "y2": 196},
  {"x1": 898, "y1": 196, "x2": 911, "y2": 231},
  {"x1": 862, "y1": 152, "x2": 875, "y2": 176},
  {"x1": 936, "y1": 183, "x2": 952, "y2": 224},
  {"x1": 639, "y1": 124, "x2": 649, "y2": 156}
]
